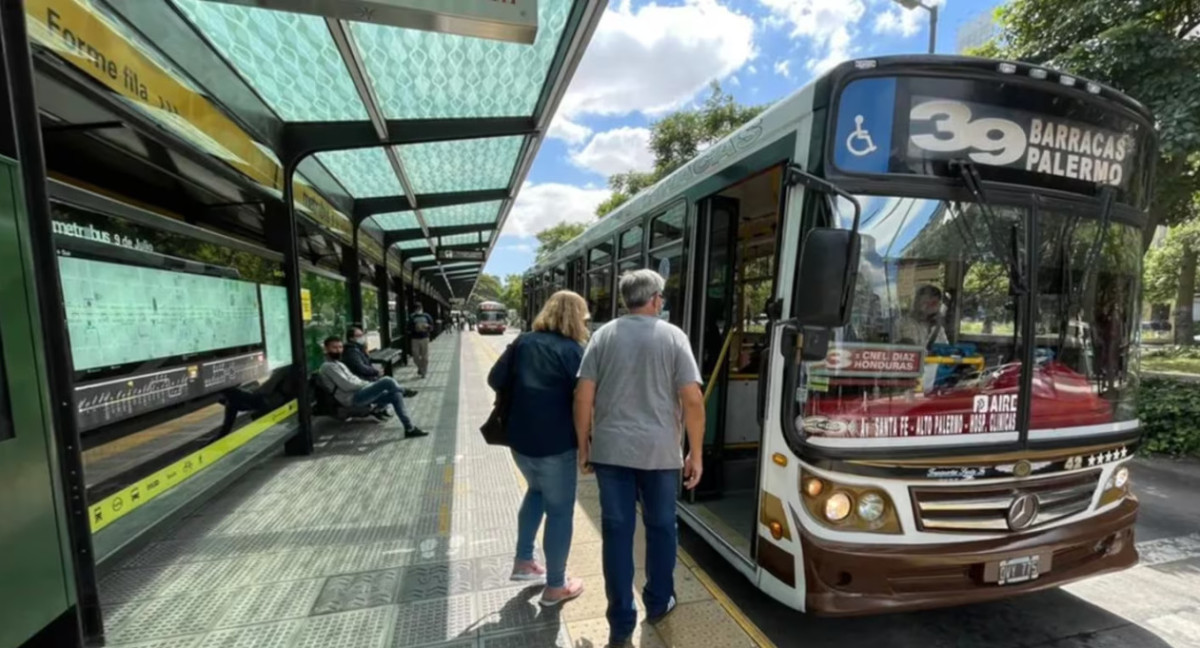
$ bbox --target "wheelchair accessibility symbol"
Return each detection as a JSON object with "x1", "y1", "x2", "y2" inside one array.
[{"x1": 845, "y1": 115, "x2": 877, "y2": 157}]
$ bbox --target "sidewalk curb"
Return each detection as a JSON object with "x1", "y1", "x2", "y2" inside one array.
[{"x1": 1132, "y1": 455, "x2": 1200, "y2": 486}]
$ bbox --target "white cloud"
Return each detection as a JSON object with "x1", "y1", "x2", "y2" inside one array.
[
  {"x1": 502, "y1": 181, "x2": 610, "y2": 238},
  {"x1": 758, "y1": 0, "x2": 866, "y2": 74},
  {"x1": 548, "y1": 0, "x2": 757, "y2": 140},
  {"x1": 774, "y1": 59, "x2": 792, "y2": 78},
  {"x1": 728, "y1": 75, "x2": 741, "y2": 87},
  {"x1": 872, "y1": 7, "x2": 923, "y2": 38},
  {"x1": 499, "y1": 240, "x2": 535, "y2": 254},
  {"x1": 547, "y1": 114, "x2": 592, "y2": 146},
  {"x1": 747, "y1": 64, "x2": 758, "y2": 75},
  {"x1": 569, "y1": 126, "x2": 655, "y2": 177}
]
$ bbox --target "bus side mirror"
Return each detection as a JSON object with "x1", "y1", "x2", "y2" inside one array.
[{"x1": 793, "y1": 228, "x2": 861, "y2": 329}]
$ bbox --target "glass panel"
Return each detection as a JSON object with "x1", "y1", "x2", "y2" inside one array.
[
  {"x1": 410, "y1": 254, "x2": 435, "y2": 262},
  {"x1": 649, "y1": 244, "x2": 685, "y2": 327},
  {"x1": 798, "y1": 196, "x2": 1027, "y2": 445},
  {"x1": 439, "y1": 232, "x2": 491, "y2": 246},
  {"x1": 352, "y1": 0, "x2": 573, "y2": 119},
  {"x1": 1031, "y1": 214, "x2": 1141, "y2": 434},
  {"x1": 0, "y1": 329, "x2": 11, "y2": 442},
  {"x1": 316, "y1": 149, "x2": 403, "y2": 198},
  {"x1": 171, "y1": 0, "x2": 367, "y2": 121},
  {"x1": 620, "y1": 226, "x2": 643, "y2": 259},
  {"x1": 422, "y1": 202, "x2": 503, "y2": 228},
  {"x1": 651, "y1": 203, "x2": 686, "y2": 249},
  {"x1": 302, "y1": 272, "x2": 351, "y2": 370},
  {"x1": 589, "y1": 242, "x2": 613, "y2": 267},
  {"x1": 399, "y1": 137, "x2": 524, "y2": 194},
  {"x1": 616, "y1": 258, "x2": 642, "y2": 316},
  {"x1": 588, "y1": 267, "x2": 613, "y2": 325},
  {"x1": 374, "y1": 212, "x2": 420, "y2": 231},
  {"x1": 373, "y1": 212, "x2": 420, "y2": 231},
  {"x1": 395, "y1": 239, "x2": 430, "y2": 250}
]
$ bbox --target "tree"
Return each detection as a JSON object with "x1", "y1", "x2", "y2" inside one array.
[
  {"x1": 594, "y1": 82, "x2": 767, "y2": 217},
  {"x1": 1145, "y1": 216, "x2": 1200, "y2": 343},
  {"x1": 976, "y1": 0, "x2": 1200, "y2": 342},
  {"x1": 500, "y1": 274, "x2": 524, "y2": 320},
  {"x1": 469, "y1": 273, "x2": 503, "y2": 309},
  {"x1": 535, "y1": 221, "x2": 587, "y2": 263}
]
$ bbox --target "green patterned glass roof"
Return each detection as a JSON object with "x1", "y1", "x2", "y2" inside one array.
[
  {"x1": 351, "y1": 0, "x2": 573, "y2": 119},
  {"x1": 395, "y1": 239, "x2": 431, "y2": 250},
  {"x1": 315, "y1": 148, "x2": 402, "y2": 198},
  {"x1": 372, "y1": 211, "x2": 420, "y2": 231},
  {"x1": 171, "y1": 0, "x2": 366, "y2": 121},
  {"x1": 422, "y1": 202, "x2": 503, "y2": 228},
  {"x1": 438, "y1": 232, "x2": 491, "y2": 246},
  {"x1": 398, "y1": 137, "x2": 523, "y2": 194},
  {"x1": 410, "y1": 254, "x2": 435, "y2": 263}
]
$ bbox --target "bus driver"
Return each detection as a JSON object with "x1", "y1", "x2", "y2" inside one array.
[{"x1": 895, "y1": 284, "x2": 948, "y2": 348}]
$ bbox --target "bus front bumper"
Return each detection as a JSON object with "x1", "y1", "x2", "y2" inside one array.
[{"x1": 801, "y1": 497, "x2": 1138, "y2": 616}]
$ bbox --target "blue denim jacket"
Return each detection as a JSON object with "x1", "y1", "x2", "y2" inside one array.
[{"x1": 487, "y1": 331, "x2": 583, "y2": 457}]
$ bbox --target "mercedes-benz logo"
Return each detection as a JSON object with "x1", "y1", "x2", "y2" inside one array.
[{"x1": 1007, "y1": 493, "x2": 1040, "y2": 531}]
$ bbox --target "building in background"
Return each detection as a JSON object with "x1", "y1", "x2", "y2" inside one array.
[{"x1": 957, "y1": 9, "x2": 998, "y2": 53}]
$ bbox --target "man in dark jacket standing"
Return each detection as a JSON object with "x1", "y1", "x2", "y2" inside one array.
[{"x1": 342, "y1": 327, "x2": 418, "y2": 398}]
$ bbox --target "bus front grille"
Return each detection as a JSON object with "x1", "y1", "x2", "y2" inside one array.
[{"x1": 910, "y1": 470, "x2": 1102, "y2": 533}]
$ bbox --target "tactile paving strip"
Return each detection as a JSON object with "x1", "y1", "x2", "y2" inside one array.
[
  {"x1": 390, "y1": 594, "x2": 477, "y2": 647},
  {"x1": 479, "y1": 624, "x2": 572, "y2": 647},
  {"x1": 214, "y1": 578, "x2": 324, "y2": 628},
  {"x1": 311, "y1": 568, "x2": 402, "y2": 615},
  {"x1": 292, "y1": 606, "x2": 398, "y2": 648},
  {"x1": 192, "y1": 618, "x2": 304, "y2": 648},
  {"x1": 396, "y1": 560, "x2": 475, "y2": 602}
]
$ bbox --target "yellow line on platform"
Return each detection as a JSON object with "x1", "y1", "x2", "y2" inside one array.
[{"x1": 470, "y1": 335, "x2": 775, "y2": 648}]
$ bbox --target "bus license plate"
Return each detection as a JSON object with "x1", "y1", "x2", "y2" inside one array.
[{"x1": 996, "y1": 555, "x2": 1040, "y2": 585}]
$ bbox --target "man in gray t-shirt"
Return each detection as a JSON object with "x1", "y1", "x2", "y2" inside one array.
[{"x1": 574, "y1": 269, "x2": 705, "y2": 643}]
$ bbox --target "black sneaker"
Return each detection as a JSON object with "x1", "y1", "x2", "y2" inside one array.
[
  {"x1": 405, "y1": 427, "x2": 429, "y2": 438},
  {"x1": 647, "y1": 595, "x2": 677, "y2": 624},
  {"x1": 402, "y1": 389, "x2": 419, "y2": 398}
]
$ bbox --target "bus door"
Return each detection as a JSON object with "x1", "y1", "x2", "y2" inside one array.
[{"x1": 682, "y1": 165, "x2": 785, "y2": 561}]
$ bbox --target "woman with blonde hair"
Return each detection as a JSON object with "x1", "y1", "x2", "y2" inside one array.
[{"x1": 487, "y1": 290, "x2": 590, "y2": 606}]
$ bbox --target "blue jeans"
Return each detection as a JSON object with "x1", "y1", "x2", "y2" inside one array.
[
  {"x1": 352, "y1": 377, "x2": 414, "y2": 431},
  {"x1": 594, "y1": 463, "x2": 678, "y2": 639},
  {"x1": 512, "y1": 449, "x2": 578, "y2": 588}
]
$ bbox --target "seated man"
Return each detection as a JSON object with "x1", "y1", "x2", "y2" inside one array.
[
  {"x1": 319, "y1": 337, "x2": 427, "y2": 438},
  {"x1": 341, "y1": 326, "x2": 418, "y2": 397},
  {"x1": 896, "y1": 284, "x2": 949, "y2": 348}
]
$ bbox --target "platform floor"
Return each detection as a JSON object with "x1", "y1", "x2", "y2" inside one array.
[{"x1": 97, "y1": 333, "x2": 765, "y2": 647}]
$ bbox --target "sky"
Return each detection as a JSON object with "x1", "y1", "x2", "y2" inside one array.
[{"x1": 482, "y1": 0, "x2": 1005, "y2": 280}]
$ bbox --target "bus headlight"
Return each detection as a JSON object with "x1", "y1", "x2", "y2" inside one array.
[
  {"x1": 857, "y1": 492, "x2": 886, "y2": 522},
  {"x1": 800, "y1": 471, "x2": 902, "y2": 534},
  {"x1": 824, "y1": 492, "x2": 852, "y2": 522},
  {"x1": 1113, "y1": 466, "x2": 1130, "y2": 489},
  {"x1": 1099, "y1": 464, "x2": 1132, "y2": 507}
]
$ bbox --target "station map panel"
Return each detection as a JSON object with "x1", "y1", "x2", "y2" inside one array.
[
  {"x1": 259, "y1": 284, "x2": 293, "y2": 371},
  {"x1": 59, "y1": 255, "x2": 263, "y2": 371}
]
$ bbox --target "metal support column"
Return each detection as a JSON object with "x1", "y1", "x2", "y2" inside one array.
[
  {"x1": 376, "y1": 262, "x2": 390, "y2": 347},
  {"x1": 276, "y1": 168, "x2": 314, "y2": 456},
  {"x1": 0, "y1": 0, "x2": 99, "y2": 641},
  {"x1": 346, "y1": 224, "x2": 363, "y2": 327}
]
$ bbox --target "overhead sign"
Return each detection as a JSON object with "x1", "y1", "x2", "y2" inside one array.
[
  {"x1": 437, "y1": 249, "x2": 486, "y2": 262},
  {"x1": 832, "y1": 75, "x2": 1152, "y2": 206},
  {"x1": 209, "y1": 0, "x2": 538, "y2": 44}
]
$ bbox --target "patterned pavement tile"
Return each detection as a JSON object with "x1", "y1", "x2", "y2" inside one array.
[
  {"x1": 311, "y1": 568, "x2": 403, "y2": 615},
  {"x1": 390, "y1": 594, "x2": 477, "y2": 647},
  {"x1": 396, "y1": 560, "x2": 475, "y2": 602},
  {"x1": 292, "y1": 606, "x2": 397, "y2": 648}
]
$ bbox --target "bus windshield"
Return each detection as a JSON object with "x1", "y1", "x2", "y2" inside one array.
[{"x1": 798, "y1": 194, "x2": 1141, "y2": 447}]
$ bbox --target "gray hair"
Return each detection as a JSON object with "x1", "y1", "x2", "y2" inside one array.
[{"x1": 619, "y1": 269, "x2": 666, "y2": 310}]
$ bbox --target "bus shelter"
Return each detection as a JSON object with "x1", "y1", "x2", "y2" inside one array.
[{"x1": 0, "y1": 0, "x2": 603, "y2": 642}]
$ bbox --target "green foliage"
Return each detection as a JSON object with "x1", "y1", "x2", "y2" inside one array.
[
  {"x1": 535, "y1": 221, "x2": 587, "y2": 263},
  {"x1": 1137, "y1": 377, "x2": 1200, "y2": 456},
  {"x1": 1144, "y1": 218, "x2": 1200, "y2": 304},
  {"x1": 500, "y1": 274, "x2": 524, "y2": 320},
  {"x1": 593, "y1": 82, "x2": 766, "y2": 218},
  {"x1": 979, "y1": 0, "x2": 1200, "y2": 230}
]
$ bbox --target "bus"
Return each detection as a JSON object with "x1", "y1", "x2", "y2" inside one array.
[
  {"x1": 523, "y1": 55, "x2": 1153, "y2": 615},
  {"x1": 477, "y1": 301, "x2": 508, "y2": 335}
]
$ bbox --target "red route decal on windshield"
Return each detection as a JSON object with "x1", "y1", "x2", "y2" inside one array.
[{"x1": 805, "y1": 394, "x2": 1020, "y2": 438}]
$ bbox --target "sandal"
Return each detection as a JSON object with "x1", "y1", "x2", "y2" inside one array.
[{"x1": 538, "y1": 577, "x2": 584, "y2": 607}]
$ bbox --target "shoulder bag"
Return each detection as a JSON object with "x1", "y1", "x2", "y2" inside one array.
[{"x1": 480, "y1": 334, "x2": 523, "y2": 446}]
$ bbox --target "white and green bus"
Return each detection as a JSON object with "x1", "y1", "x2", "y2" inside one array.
[{"x1": 524, "y1": 55, "x2": 1154, "y2": 615}]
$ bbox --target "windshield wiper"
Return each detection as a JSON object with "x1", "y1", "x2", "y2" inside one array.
[
  {"x1": 950, "y1": 159, "x2": 1028, "y2": 296},
  {"x1": 1058, "y1": 186, "x2": 1115, "y2": 354}
]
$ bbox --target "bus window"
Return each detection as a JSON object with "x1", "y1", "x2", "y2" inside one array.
[
  {"x1": 649, "y1": 203, "x2": 687, "y2": 327},
  {"x1": 1031, "y1": 208, "x2": 1141, "y2": 436},
  {"x1": 588, "y1": 243, "x2": 614, "y2": 324},
  {"x1": 616, "y1": 226, "x2": 644, "y2": 315},
  {"x1": 798, "y1": 195, "x2": 1026, "y2": 445}
]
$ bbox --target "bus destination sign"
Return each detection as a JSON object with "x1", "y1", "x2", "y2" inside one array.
[{"x1": 832, "y1": 75, "x2": 1151, "y2": 203}]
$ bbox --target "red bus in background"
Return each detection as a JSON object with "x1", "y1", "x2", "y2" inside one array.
[{"x1": 476, "y1": 301, "x2": 507, "y2": 335}]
